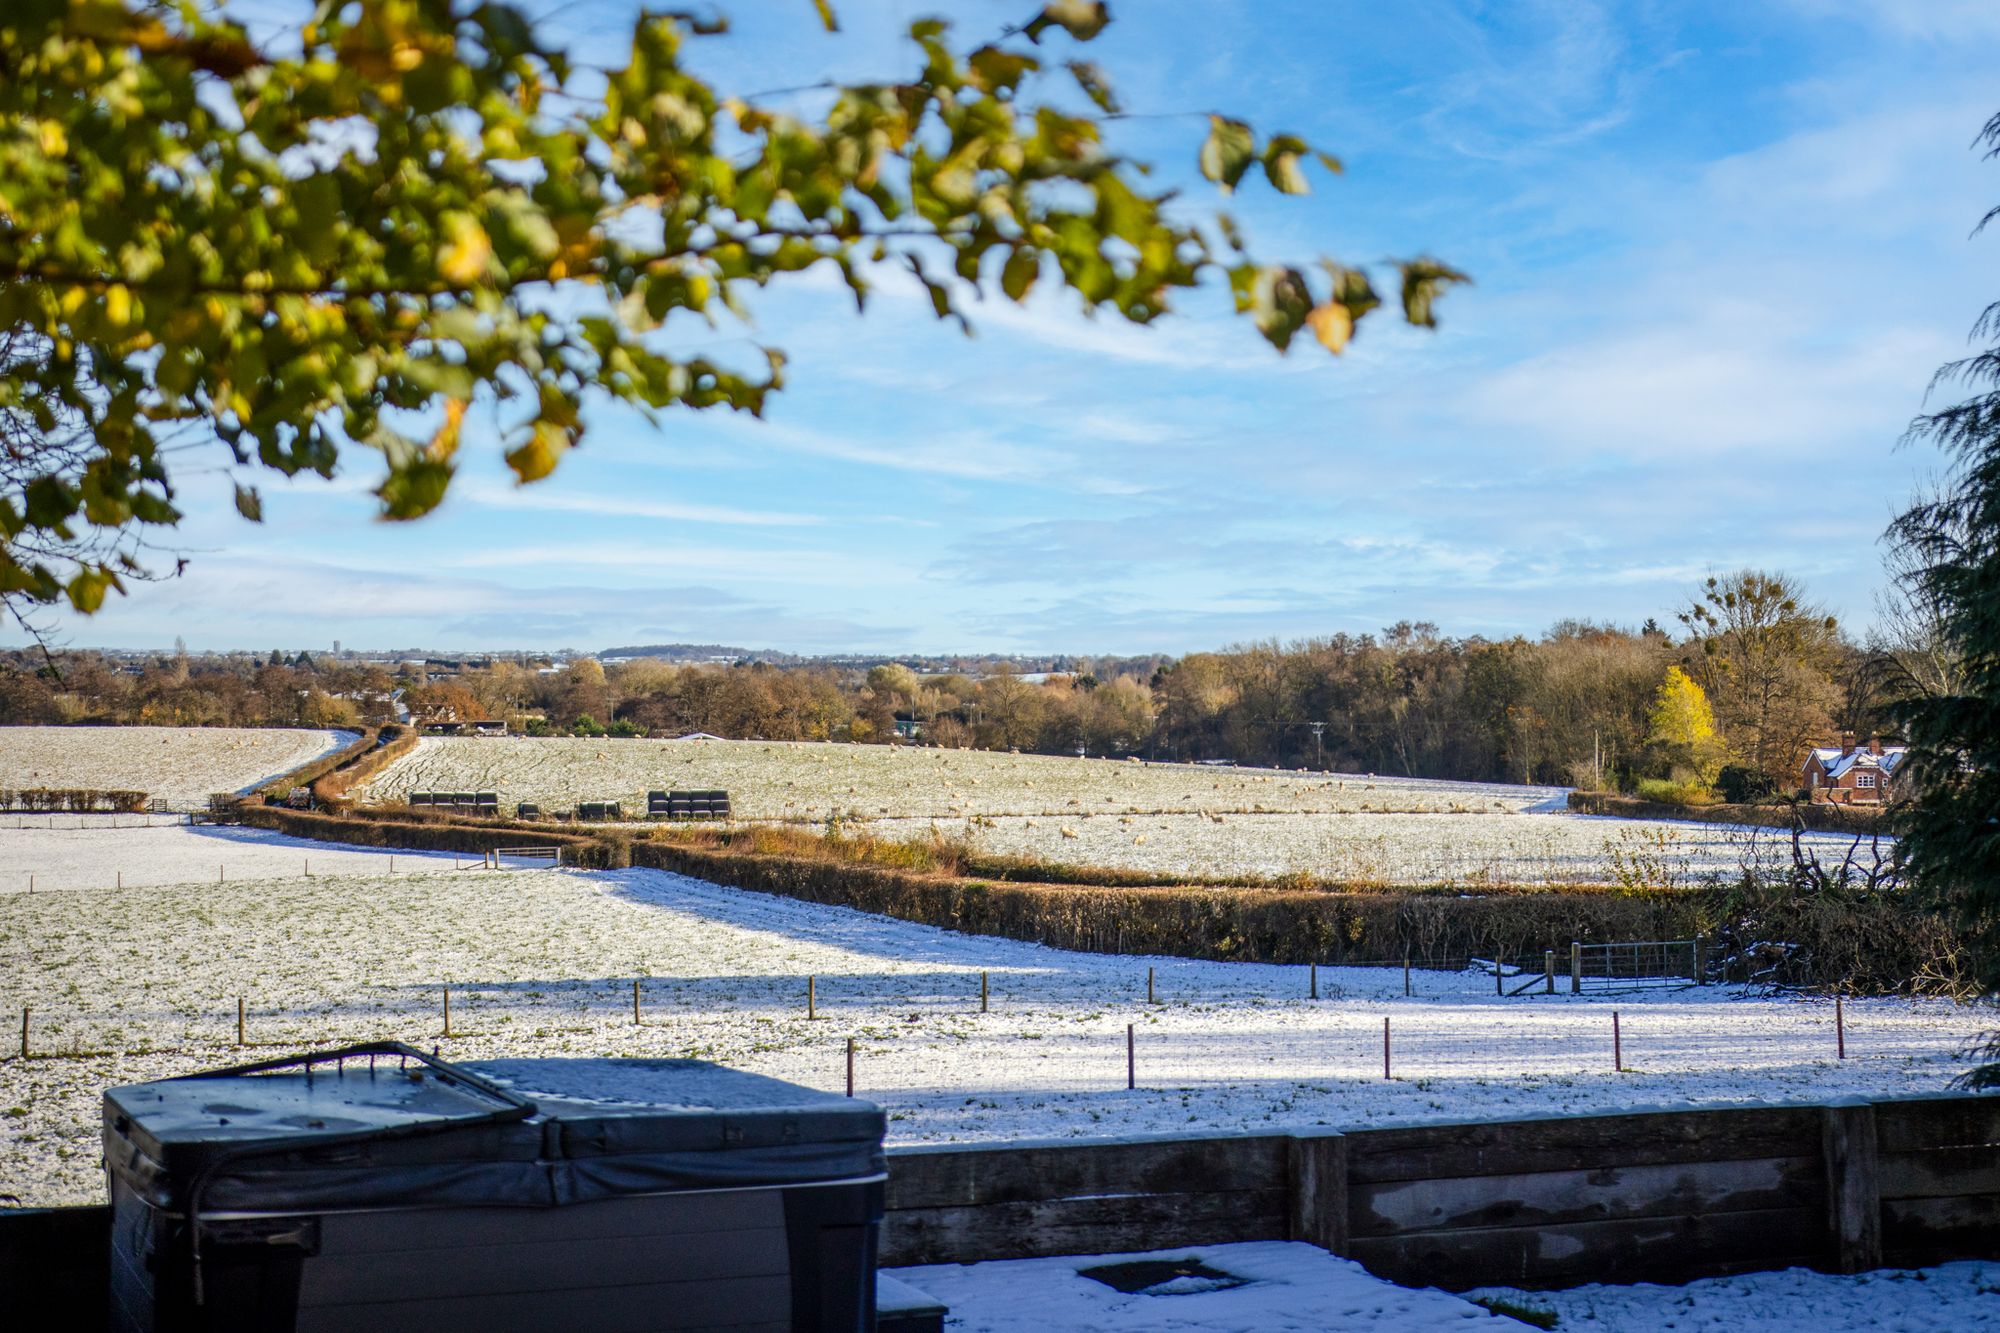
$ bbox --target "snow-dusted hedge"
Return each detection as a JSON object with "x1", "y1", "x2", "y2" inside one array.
[{"x1": 0, "y1": 787, "x2": 147, "y2": 813}]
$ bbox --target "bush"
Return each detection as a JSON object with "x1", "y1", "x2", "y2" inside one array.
[
  {"x1": 1635, "y1": 778, "x2": 1714, "y2": 805},
  {"x1": 1716, "y1": 764, "x2": 1779, "y2": 804}
]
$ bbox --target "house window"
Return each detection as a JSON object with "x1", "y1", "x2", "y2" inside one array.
[{"x1": 1856, "y1": 773, "x2": 1876, "y2": 789}]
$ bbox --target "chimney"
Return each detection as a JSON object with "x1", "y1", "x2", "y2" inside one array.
[{"x1": 1838, "y1": 730, "x2": 1855, "y2": 755}]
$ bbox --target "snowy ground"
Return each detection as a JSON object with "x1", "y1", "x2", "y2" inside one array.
[
  {"x1": 364, "y1": 734, "x2": 1566, "y2": 820},
  {"x1": 2, "y1": 823, "x2": 1986, "y2": 1207},
  {"x1": 0, "y1": 820, "x2": 462, "y2": 894},
  {"x1": 0, "y1": 725, "x2": 352, "y2": 809},
  {"x1": 1465, "y1": 1261, "x2": 2000, "y2": 1331},
  {"x1": 890, "y1": 1242, "x2": 1496, "y2": 1331},
  {"x1": 890, "y1": 1247, "x2": 2000, "y2": 1332}
]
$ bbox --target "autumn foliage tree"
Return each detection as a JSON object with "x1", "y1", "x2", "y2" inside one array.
[
  {"x1": 0, "y1": 0, "x2": 1463, "y2": 628},
  {"x1": 1645, "y1": 665, "x2": 1723, "y2": 786}
]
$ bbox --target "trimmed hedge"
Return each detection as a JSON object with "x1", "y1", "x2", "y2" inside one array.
[
  {"x1": 1568, "y1": 790, "x2": 1888, "y2": 834},
  {"x1": 254, "y1": 727, "x2": 379, "y2": 801},
  {"x1": 629, "y1": 840, "x2": 1964, "y2": 994},
  {"x1": 235, "y1": 805, "x2": 622, "y2": 868},
  {"x1": 0, "y1": 787, "x2": 148, "y2": 813},
  {"x1": 312, "y1": 724, "x2": 419, "y2": 808}
]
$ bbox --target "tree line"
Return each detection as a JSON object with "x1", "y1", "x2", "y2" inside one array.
[{"x1": 0, "y1": 564, "x2": 1947, "y2": 796}]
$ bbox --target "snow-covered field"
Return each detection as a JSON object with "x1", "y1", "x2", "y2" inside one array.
[
  {"x1": 1, "y1": 823, "x2": 1983, "y2": 1208},
  {"x1": 363, "y1": 735, "x2": 1884, "y2": 885},
  {"x1": 0, "y1": 820, "x2": 462, "y2": 893},
  {"x1": 871, "y1": 810, "x2": 1875, "y2": 886},
  {"x1": 363, "y1": 735, "x2": 1567, "y2": 820},
  {"x1": 892, "y1": 1246, "x2": 2000, "y2": 1332},
  {"x1": 0, "y1": 725, "x2": 352, "y2": 809}
]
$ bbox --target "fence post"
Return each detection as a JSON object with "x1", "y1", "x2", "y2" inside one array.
[
  {"x1": 1836, "y1": 995, "x2": 1846, "y2": 1059},
  {"x1": 1821, "y1": 1100, "x2": 1882, "y2": 1274},
  {"x1": 1402, "y1": 956, "x2": 1411, "y2": 998},
  {"x1": 1382, "y1": 1017, "x2": 1391, "y2": 1080},
  {"x1": 1147, "y1": 967, "x2": 1156, "y2": 1005},
  {"x1": 1544, "y1": 950, "x2": 1556, "y2": 995},
  {"x1": 236, "y1": 996, "x2": 245, "y2": 1048},
  {"x1": 1694, "y1": 934, "x2": 1706, "y2": 984},
  {"x1": 443, "y1": 987, "x2": 452, "y2": 1039},
  {"x1": 1613, "y1": 1010, "x2": 1622, "y2": 1072},
  {"x1": 1310, "y1": 962, "x2": 1317, "y2": 1001},
  {"x1": 1494, "y1": 957, "x2": 1503, "y2": 996},
  {"x1": 1571, "y1": 941, "x2": 1582, "y2": 994},
  {"x1": 980, "y1": 971, "x2": 989, "y2": 1013},
  {"x1": 633, "y1": 979, "x2": 642, "y2": 1026},
  {"x1": 1126, "y1": 1023, "x2": 1136, "y2": 1090},
  {"x1": 1287, "y1": 1132, "x2": 1350, "y2": 1256},
  {"x1": 18, "y1": 1007, "x2": 26, "y2": 1059},
  {"x1": 845, "y1": 1037, "x2": 855, "y2": 1097},
  {"x1": 808, "y1": 976, "x2": 817, "y2": 1021}
]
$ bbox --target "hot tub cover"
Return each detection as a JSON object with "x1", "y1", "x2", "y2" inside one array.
[{"x1": 104, "y1": 1050, "x2": 886, "y2": 1214}]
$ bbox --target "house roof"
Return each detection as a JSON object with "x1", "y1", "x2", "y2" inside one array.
[{"x1": 1806, "y1": 746, "x2": 1907, "y2": 781}]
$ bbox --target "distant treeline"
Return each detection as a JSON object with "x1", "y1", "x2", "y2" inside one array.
[{"x1": 0, "y1": 568, "x2": 1942, "y2": 791}]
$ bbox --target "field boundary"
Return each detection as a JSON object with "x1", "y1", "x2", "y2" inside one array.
[{"x1": 1567, "y1": 790, "x2": 1890, "y2": 834}]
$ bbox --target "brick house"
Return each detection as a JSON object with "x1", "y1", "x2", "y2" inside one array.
[{"x1": 1801, "y1": 737, "x2": 1906, "y2": 804}]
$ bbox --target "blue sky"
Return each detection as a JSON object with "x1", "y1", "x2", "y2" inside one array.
[{"x1": 28, "y1": 0, "x2": 2000, "y2": 654}]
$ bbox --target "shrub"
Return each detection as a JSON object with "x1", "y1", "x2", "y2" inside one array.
[
  {"x1": 1635, "y1": 778, "x2": 1714, "y2": 805},
  {"x1": 1716, "y1": 764, "x2": 1779, "y2": 804}
]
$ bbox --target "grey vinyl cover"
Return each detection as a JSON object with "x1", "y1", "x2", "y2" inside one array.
[{"x1": 104, "y1": 1057, "x2": 885, "y2": 1214}]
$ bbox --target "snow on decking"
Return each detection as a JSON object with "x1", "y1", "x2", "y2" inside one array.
[{"x1": 0, "y1": 822, "x2": 1987, "y2": 1207}]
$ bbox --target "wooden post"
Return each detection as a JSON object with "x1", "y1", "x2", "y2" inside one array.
[
  {"x1": 1571, "y1": 941, "x2": 1582, "y2": 994},
  {"x1": 116, "y1": 870, "x2": 121, "y2": 890},
  {"x1": 390, "y1": 856, "x2": 395, "y2": 872},
  {"x1": 1494, "y1": 957, "x2": 1503, "y2": 996},
  {"x1": 1310, "y1": 962, "x2": 1318, "y2": 1001},
  {"x1": 980, "y1": 971, "x2": 989, "y2": 1013},
  {"x1": 1822, "y1": 1099, "x2": 1882, "y2": 1274},
  {"x1": 305, "y1": 858, "x2": 311, "y2": 878},
  {"x1": 19, "y1": 1007, "x2": 27, "y2": 1059},
  {"x1": 236, "y1": 996, "x2": 245, "y2": 1048},
  {"x1": 1836, "y1": 995, "x2": 1846, "y2": 1060},
  {"x1": 26, "y1": 874, "x2": 31, "y2": 893},
  {"x1": 845, "y1": 1037, "x2": 855, "y2": 1098},
  {"x1": 1544, "y1": 950, "x2": 1556, "y2": 995},
  {"x1": 1613, "y1": 1010, "x2": 1623, "y2": 1072},
  {"x1": 219, "y1": 864, "x2": 224, "y2": 884},
  {"x1": 808, "y1": 975, "x2": 816, "y2": 1021},
  {"x1": 443, "y1": 987, "x2": 452, "y2": 1038},
  {"x1": 1147, "y1": 966, "x2": 1156, "y2": 1005},
  {"x1": 1382, "y1": 1017, "x2": 1391, "y2": 1080},
  {"x1": 1287, "y1": 1132, "x2": 1350, "y2": 1256},
  {"x1": 1126, "y1": 1023, "x2": 1135, "y2": 1090},
  {"x1": 1694, "y1": 934, "x2": 1706, "y2": 984},
  {"x1": 1402, "y1": 956, "x2": 1411, "y2": 997},
  {"x1": 633, "y1": 979, "x2": 642, "y2": 1026}
]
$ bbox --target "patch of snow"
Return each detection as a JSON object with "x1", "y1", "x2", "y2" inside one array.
[
  {"x1": 1467, "y1": 1260, "x2": 2000, "y2": 1331},
  {"x1": 890, "y1": 1242, "x2": 1494, "y2": 1331}
]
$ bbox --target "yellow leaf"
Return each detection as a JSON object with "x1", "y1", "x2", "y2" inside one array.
[
  {"x1": 1306, "y1": 301, "x2": 1352, "y2": 354},
  {"x1": 437, "y1": 213, "x2": 492, "y2": 285},
  {"x1": 428, "y1": 397, "x2": 467, "y2": 462}
]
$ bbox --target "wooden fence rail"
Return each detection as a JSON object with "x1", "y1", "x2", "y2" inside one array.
[{"x1": 880, "y1": 1091, "x2": 2000, "y2": 1288}]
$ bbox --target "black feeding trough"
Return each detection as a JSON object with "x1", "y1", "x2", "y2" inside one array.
[{"x1": 101, "y1": 1043, "x2": 886, "y2": 1332}]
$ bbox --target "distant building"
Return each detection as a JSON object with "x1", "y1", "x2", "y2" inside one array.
[{"x1": 1802, "y1": 738, "x2": 1907, "y2": 804}]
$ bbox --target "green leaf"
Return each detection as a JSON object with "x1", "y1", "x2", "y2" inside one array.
[
  {"x1": 1398, "y1": 258, "x2": 1471, "y2": 328},
  {"x1": 1262, "y1": 135, "x2": 1311, "y2": 194},
  {"x1": 233, "y1": 484, "x2": 263, "y2": 522},
  {"x1": 1199, "y1": 116, "x2": 1256, "y2": 193},
  {"x1": 1024, "y1": 1, "x2": 1110, "y2": 43}
]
